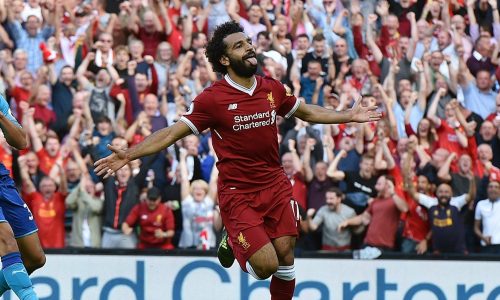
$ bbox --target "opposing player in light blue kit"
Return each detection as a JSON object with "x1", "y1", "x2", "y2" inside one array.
[{"x1": 0, "y1": 94, "x2": 45, "y2": 300}]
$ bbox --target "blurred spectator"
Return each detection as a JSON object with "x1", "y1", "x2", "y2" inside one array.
[
  {"x1": 282, "y1": 143, "x2": 307, "y2": 210},
  {"x1": 474, "y1": 179, "x2": 500, "y2": 253},
  {"x1": 400, "y1": 142, "x2": 434, "y2": 254},
  {"x1": 66, "y1": 174, "x2": 103, "y2": 248},
  {"x1": 406, "y1": 174, "x2": 476, "y2": 254},
  {"x1": 339, "y1": 175, "x2": 408, "y2": 251},
  {"x1": 328, "y1": 154, "x2": 377, "y2": 213},
  {"x1": 178, "y1": 148, "x2": 219, "y2": 249},
  {"x1": 101, "y1": 155, "x2": 155, "y2": 249},
  {"x1": 303, "y1": 137, "x2": 335, "y2": 211},
  {"x1": 306, "y1": 188, "x2": 356, "y2": 251},
  {"x1": 122, "y1": 186, "x2": 175, "y2": 250},
  {"x1": 7, "y1": 13, "x2": 55, "y2": 74},
  {"x1": 20, "y1": 158, "x2": 67, "y2": 249}
]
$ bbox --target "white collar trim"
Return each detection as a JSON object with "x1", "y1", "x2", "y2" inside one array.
[{"x1": 224, "y1": 74, "x2": 257, "y2": 96}]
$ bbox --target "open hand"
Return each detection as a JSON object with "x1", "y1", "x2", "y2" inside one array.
[
  {"x1": 94, "y1": 144, "x2": 130, "y2": 178},
  {"x1": 349, "y1": 95, "x2": 382, "y2": 123}
]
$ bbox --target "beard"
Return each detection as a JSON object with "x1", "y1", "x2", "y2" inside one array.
[
  {"x1": 229, "y1": 56, "x2": 257, "y2": 78},
  {"x1": 438, "y1": 196, "x2": 451, "y2": 205}
]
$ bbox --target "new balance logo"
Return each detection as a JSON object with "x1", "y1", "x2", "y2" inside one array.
[{"x1": 228, "y1": 104, "x2": 238, "y2": 110}]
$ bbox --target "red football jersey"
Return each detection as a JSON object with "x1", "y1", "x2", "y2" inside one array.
[
  {"x1": 125, "y1": 202, "x2": 175, "y2": 248},
  {"x1": 436, "y1": 119, "x2": 467, "y2": 156},
  {"x1": 180, "y1": 75, "x2": 300, "y2": 194},
  {"x1": 25, "y1": 192, "x2": 66, "y2": 249}
]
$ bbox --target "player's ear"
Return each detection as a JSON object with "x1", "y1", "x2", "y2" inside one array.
[{"x1": 220, "y1": 55, "x2": 230, "y2": 67}]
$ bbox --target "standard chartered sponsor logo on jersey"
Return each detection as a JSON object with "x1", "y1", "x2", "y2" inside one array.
[{"x1": 233, "y1": 110, "x2": 276, "y2": 131}]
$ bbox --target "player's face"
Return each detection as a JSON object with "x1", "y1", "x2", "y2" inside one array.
[{"x1": 223, "y1": 32, "x2": 257, "y2": 78}]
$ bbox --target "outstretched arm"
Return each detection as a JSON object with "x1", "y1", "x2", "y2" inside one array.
[
  {"x1": 95, "y1": 121, "x2": 192, "y2": 177},
  {"x1": 294, "y1": 96, "x2": 381, "y2": 124}
]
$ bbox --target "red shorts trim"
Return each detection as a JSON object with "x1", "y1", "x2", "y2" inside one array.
[{"x1": 218, "y1": 178, "x2": 299, "y2": 270}]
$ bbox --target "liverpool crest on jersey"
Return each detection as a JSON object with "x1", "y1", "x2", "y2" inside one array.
[{"x1": 267, "y1": 92, "x2": 276, "y2": 109}]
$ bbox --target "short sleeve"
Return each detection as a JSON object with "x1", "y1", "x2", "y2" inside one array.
[
  {"x1": 450, "y1": 194, "x2": 467, "y2": 209},
  {"x1": 474, "y1": 202, "x2": 483, "y2": 221},
  {"x1": 346, "y1": 206, "x2": 356, "y2": 219},
  {"x1": 164, "y1": 207, "x2": 175, "y2": 231},
  {"x1": 461, "y1": 82, "x2": 473, "y2": 95},
  {"x1": 417, "y1": 193, "x2": 438, "y2": 209},
  {"x1": 312, "y1": 207, "x2": 325, "y2": 226},
  {"x1": 274, "y1": 81, "x2": 300, "y2": 119},
  {"x1": 179, "y1": 92, "x2": 215, "y2": 135},
  {"x1": 0, "y1": 95, "x2": 21, "y2": 127},
  {"x1": 124, "y1": 205, "x2": 140, "y2": 226}
]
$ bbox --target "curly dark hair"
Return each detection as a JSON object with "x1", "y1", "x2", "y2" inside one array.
[{"x1": 205, "y1": 21, "x2": 244, "y2": 74}]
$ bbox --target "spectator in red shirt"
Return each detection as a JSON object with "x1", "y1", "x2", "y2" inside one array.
[
  {"x1": 427, "y1": 89, "x2": 468, "y2": 157},
  {"x1": 129, "y1": 8, "x2": 168, "y2": 57},
  {"x1": 30, "y1": 85, "x2": 56, "y2": 128},
  {"x1": 25, "y1": 108, "x2": 69, "y2": 176},
  {"x1": 401, "y1": 148, "x2": 433, "y2": 255},
  {"x1": 339, "y1": 175, "x2": 409, "y2": 251},
  {"x1": 6, "y1": 70, "x2": 33, "y2": 121},
  {"x1": 122, "y1": 187, "x2": 175, "y2": 250},
  {"x1": 20, "y1": 161, "x2": 68, "y2": 249}
]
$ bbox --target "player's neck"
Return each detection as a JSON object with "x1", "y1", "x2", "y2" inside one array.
[{"x1": 226, "y1": 71, "x2": 255, "y2": 89}]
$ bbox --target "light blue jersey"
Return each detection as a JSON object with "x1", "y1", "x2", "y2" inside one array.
[{"x1": 0, "y1": 94, "x2": 38, "y2": 237}]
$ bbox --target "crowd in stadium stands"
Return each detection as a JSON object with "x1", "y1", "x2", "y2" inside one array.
[{"x1": 0, "y1": 0, "x2": 499, "y2": 256}]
